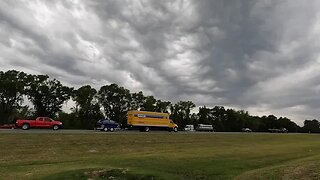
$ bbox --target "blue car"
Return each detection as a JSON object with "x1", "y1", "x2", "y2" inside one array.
[{"x1": 96, "y1": 119, "x2": 119, "y2": 132}]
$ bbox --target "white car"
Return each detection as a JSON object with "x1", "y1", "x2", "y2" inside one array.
[
  {"x1": 184, "y1": 125, "x2": 194, "y2": 131},
  {"x1": 196, "y1": 124, "x2": 214, "y2": 132}
]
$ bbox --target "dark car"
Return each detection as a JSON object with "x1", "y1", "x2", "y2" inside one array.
[
  {"x1": 241, "y1": 128, "x2": 252, "y2": 132},
  {"x1": 96, "y1": 119, "x2": 119, "y2": 132}
]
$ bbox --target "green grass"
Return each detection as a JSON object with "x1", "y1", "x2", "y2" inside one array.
[{"x1": 1, "y1": 133, "x2": 320, "y2": 180}]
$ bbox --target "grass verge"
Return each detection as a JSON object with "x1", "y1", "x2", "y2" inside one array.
[{"x1": 1, "y1": 133, "x2": 320, "y2": 179}]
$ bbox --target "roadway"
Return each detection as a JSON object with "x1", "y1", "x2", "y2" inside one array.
[
  {"x1": 0, "y1": 129, "x2": 216, "y2": 134},
  {"x1": 0, "y1": 129, "x2": 294, "y2": 134}
]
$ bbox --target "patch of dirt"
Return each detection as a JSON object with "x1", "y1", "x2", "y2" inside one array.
[
  {"x1": 282, "y1": 162, "x2": 320, "y2": 180},
  {"x1": 84, "y1": 168, "x2": 154, "y2": 180}
]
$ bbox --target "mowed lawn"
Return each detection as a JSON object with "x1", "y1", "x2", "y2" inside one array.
[{"x1": 1, "y1": 132, "x2": 320, "y2": 180}]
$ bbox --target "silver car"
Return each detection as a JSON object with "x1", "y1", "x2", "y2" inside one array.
[{"x1": 196, "y1": 124, "x2": 214, "y2": 132}]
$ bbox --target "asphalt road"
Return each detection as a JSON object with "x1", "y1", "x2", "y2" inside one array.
[
  {"x1": 0, "y1": 129, "x2": 217, "y2": 134},
  {"x1": 0, "y1": 129, "x2": 292, "y2": 134},
  {"x1": 0, "y1": 129, "x2": 100, "y2": 134}
]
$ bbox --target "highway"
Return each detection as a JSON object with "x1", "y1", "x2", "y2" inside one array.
[
  {"x1": 0, "y1": 129, "x2": 295, "y2": 134},
  {"x1": 0, "y1": 129, "x2": 215, "y2": 134}
]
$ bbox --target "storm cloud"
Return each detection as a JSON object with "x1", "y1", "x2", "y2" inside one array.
[{"x1": 1, "y1": 0, "x2": 320, "y2": 124}]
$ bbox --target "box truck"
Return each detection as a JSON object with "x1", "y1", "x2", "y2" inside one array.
[{"x1": 127, "y1": 110, "x2": 178, "y2": 132}]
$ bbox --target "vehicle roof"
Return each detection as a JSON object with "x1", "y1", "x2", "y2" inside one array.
[
  {"x1": 198, "y1": 124, "x2": 213, "y2": 126},
  {"x1": 128, "y1": 110, "x2": 169, "y2": 116}
]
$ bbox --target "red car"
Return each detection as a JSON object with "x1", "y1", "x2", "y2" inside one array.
[{"x1": 16, "y1": 117, "x2": 63, "y2": 130}]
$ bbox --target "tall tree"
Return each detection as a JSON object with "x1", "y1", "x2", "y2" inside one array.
[
  {"x1": 278, "y1": 117, "x2": 299, "y2": 132},
  {"x1": 97, "y1": 83, "x2": 131, "y2": 127},
  {"x1": 155, "y1": 100, "x2": 171, "y2": 113},
  {"x1": 72, "y1": 85, "x2": 103, "y2": 129},
  {"x1": 26, "y1": 75, "x2": 72, "y2": 118},
  {"x1": 129, "y1": 91, "x2": 145, "y2": 110},
  {"x1": 302, "y1": 120, "x2": 320, "y2": 133},
  {"x1": 170, "y1": 101, "x2": 195, "y2": 129},
  {"x1": 0, "y1": 70, "x2": 27, "y2": 123},
  {"x1": 141, "y1": 95, "x2": 157, "y2": 111},
  {"x1": 210, "y1": 106, "x2": 227, "y2": 131}
]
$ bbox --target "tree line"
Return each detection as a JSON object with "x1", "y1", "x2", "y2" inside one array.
[{"x1": 1, "y1": 70, "x2": 319, "y2": 132}]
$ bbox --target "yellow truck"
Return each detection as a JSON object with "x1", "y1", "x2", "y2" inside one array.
[{"x1": 127, "y1": 110, "x2": 178, "y2": 132}]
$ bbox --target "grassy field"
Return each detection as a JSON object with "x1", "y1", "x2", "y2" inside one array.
[{"x1": 1, "y1": 132, "x2": 320, "y2": 180}]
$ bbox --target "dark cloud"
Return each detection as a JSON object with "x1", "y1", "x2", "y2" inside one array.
[{"x1": 1, "y1": 0, "x2": 320, "y2": 124}]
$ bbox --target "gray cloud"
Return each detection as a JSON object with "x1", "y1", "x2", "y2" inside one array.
[{"x1": 1, "y1": 0, "x2": 320, "y2": 125}]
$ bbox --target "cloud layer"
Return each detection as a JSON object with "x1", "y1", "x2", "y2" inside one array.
[{"x1": 1, "y1": 0, "x2": 320, "y2": 124}]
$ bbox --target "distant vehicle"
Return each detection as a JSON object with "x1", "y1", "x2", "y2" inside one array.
[
  {"x1": 96, "y1": 119, "x2": 120, "y2": 132},
  {"x1": 241, "y1": 128, "x2": 252, "y2": 132},
  {"x1": 184, "y1": 125, "x2": 194, "y2": 131},
  {"x1": 196, "y1": 124, "x2": 214, "y2": 132},
  {"x1": 15, "y1": 117, "x2": 62, "y2": 130},
  {"x1": 127, "y1": 110, "x2": 178, "y2": 132},
  {"x1": 0, "y1": 124, "x2": 15, "y2": 129},
  {"x1": 268, "y1": 128, "x2": 288, "y2": 133}
]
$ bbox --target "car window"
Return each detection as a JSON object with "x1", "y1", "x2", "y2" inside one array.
[{"x1": 45, "y1": 118, "x2": 51, "y2": 122}]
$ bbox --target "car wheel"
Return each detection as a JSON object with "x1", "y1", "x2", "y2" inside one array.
[
  {"x1": 145, "y1": 127, "x2": 150, "y2": 132},
  {"x1": 173, "y1": 127, "x2": 178, "y2": 132},
  {"x1": 103, "y1": 127, "x2": 108, "y2": 132},
  {"x1": 22, "y1": 123, "x2": 29, "y2": 130},
  {"x1": 110, "y1": 128, "x2": 114, "y2": 132},
  {"x1": 53, "y1": 125, "x2": 59, "y2": 130}
]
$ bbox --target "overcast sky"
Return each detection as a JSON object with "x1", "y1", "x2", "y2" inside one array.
[{"x1": 1, "y1": 0, "x2": 320, "y2": 124}]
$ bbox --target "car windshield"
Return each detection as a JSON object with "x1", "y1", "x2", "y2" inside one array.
[{"x1": 101, "y1": 119, "x2": 116, "y2": 124}]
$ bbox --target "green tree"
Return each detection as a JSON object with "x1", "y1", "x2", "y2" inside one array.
[
  {"x1": 129, "y1": 91, "x2": 145, "y2": 110},
  {"x1": 141, "y1": 95, "x2": 157, "y2": 111},
  {"x1": 302, "y1": 120, "x2": 320, "y2": 133},
  {"x1": 155, "y1": 100, "x2": 171, "y2": 113},
  {"x1": 278, "y1": 117, "x2": 298, "y2": 132},
  {"x1": 26, "y1": 75, "x2": 72, "y2": 118},
  {"x1": 15, "y1": 105, "x2": 35, "y2": 120},
  {"x1": 72, "y1": 85, "x2": 103, "y2": 129},
  {"x1": 0, "y1": 70, "x2": 27, "y2": 123},
  {"x1": 170, "y1": 101, "x2": 195, "y2": 129},
  {"x1": 97, "y1": 83, "x2": 131, "y2": 127},
  {"x1": 57, "y1": 111, "x2": 77, "y2": 129},
  {"x1": 207, "y1": 106, "x2": 227, "y2": 131}
]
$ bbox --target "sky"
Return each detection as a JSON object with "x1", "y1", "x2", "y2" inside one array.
[{"x1": 1, "y1": 0, "x2": 320, "y2": 125}]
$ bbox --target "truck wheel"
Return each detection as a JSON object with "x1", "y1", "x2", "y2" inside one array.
[
  {"x1": 22, "y1": 123, "x2": 30, "y2": 130},
  {"x1": 145, "y1": 127, "x2": 150, "y2": 132},
  {"x1": 173, "y1": 127, "x2": 178, "y2": 132},
  {"x1": 110, "y1": 128, "x2": 114, "y2": 132},
  {"x1": 53, "y1": 125, "x2": 59, "y2": 130}
]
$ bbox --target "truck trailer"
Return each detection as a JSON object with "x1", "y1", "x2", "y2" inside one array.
[{"x1": 127, "y1": 110, "x2": 178, "y2": 132}]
